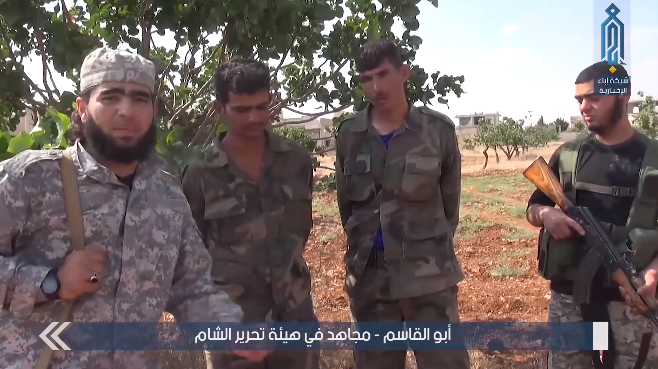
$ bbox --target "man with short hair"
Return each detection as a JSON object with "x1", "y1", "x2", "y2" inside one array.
[
  {"x1": 334, "y1": 39, "x2": 470, "y2": 369},
  {"x1": 181, "y1": 58, "x2": 319, "y2": 369},
  {"x1": 526, "y1": 61, "x2": 658, "y2": 369},
  {"x1": 0, "y1": 47, "x2": 266, "y2": 368}
]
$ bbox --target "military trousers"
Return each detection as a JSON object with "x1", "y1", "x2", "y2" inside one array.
[
  {"x1": 348, "y1": 262, "x2": 470, "y2": 369},
  {"x1": 205, "y1": 271, "x2": 320, "y2": 369},
  {"x1": 547, "y1": 290, "x2": 658, "y2": 369}
]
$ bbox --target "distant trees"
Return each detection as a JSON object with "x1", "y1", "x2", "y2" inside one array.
[
  {"x1": 635, "y1": 91, "x2": 658, "y2": 139},
  {"x1": 553, "y1": 118, "x2": 569, "y2": 132},
  {"x1": 462, "y1": 117, "x2": 559, "y2": 169}
]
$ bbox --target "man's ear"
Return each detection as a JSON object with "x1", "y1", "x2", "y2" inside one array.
[
  {"x1": 400, "y1": 63, "x2": 411, "y2": 83},
  {"x1": 213, "y1": 100, "x2": 225, "y2": 117},
  {"x1": 76, "y1": 96, "x2": 88, "y2": 121}
]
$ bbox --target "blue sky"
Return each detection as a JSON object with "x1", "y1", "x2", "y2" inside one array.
[
  {"x1": 22, "y1": 0, "x2": 658, "y2": 124},
  {"x1": 412, "y1": 0, "x2": 658, "y2": 123}
]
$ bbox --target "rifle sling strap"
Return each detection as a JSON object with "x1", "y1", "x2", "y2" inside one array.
[
  {"x1": 580, "y1": 298, "x2": 653, "y2": 369},
  {"x1": 580, "y1": 302, "x2": 616, "y2": 369},
  {"x1": 33, "y1": 149, "x2": 86, "y2": 369},
  {"x1": 572, "y1": 250, "x2": 603, "y2": 304}
]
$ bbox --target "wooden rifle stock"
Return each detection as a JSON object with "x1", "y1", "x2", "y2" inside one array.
[{"x1": 523, "y1": 157, "x2": 573, "y2": 211}]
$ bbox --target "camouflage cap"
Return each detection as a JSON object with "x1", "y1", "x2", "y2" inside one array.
[{"x1": 80, "y1": 47, "x2": 156, "y2": 94}]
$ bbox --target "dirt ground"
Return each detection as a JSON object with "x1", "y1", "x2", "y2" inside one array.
[
  {"x1": 163, "y1": 143, "x2": 562, "y2": 369},
  {"x1": 308, "y1": 144, "x2": 561, "y2": 368}
]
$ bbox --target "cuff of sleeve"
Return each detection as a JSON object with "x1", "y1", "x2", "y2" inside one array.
[{"x1": 10, "y1": 265, "x2": 51, "y2": 317}]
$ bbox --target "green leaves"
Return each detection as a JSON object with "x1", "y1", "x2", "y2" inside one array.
[
  {"x1": 1, "y1": 0, "x2": 466, "y2": 170},
  {"x1": 467, "y1": 118, "x2": 559, "y2": 168},
  {"x1": 635, "y1": 93, "x2": 658, "y2": 139},
  {"x1": 7, "y1": 132, "x2": 34, "y2": 154}
]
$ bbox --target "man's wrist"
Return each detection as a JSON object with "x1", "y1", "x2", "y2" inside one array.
[
  {"x1": 646, "y1": 255, "x2": 658, "y2": 273},
  {"x1": 40, "y1": 267, "x2": 61, "y2": 300}
]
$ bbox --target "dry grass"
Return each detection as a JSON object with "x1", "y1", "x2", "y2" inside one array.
[{"x1": 159, "y1": 166, "x2": 560, "y2": 368}]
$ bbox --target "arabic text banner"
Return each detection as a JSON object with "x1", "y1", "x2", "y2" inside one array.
[{"x1": 40, "y1": 322, "x2": 609, "y2": 351}]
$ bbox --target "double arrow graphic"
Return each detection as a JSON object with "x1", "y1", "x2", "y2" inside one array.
[{"x1": 39, "y1": 322, "x2": 71, "y2": 351}]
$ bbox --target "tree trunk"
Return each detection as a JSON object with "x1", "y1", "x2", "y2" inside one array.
[
  {"x1": 482, "y1": 147, "x2": 489, "y2": 169},
  {"x1": 493, "y1": 147, "x2": 500, "y2": 163}
]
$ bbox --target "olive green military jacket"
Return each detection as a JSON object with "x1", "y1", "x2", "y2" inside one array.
[
  {"x1": 181, "y1": 131, "x2": 315, "y2": 318},
  {"x1": 335, "y1": 104, "x2": 464, "y2": 299}
]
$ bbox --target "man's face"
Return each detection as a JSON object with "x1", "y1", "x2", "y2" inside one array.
[
  {"x1": 216, "y1": 90, "x2": 270, "y2": 139},
  {"x1": 359, "y1": 61, "x2": 409, "y2": 110},
  {"x1": 76, "y1": 82, "x2": 156, "y2": 163},
  {"x1": 575, "y1": 80, "x2": 628, "y2": 135}
]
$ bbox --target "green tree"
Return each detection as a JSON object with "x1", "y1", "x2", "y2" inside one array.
[
  {"x1": 463, "y1": 117, "x2": 559, "y2": 169},
  {"x1": 635, "y1": 91, "x2": 657, "y2": 139},
  {"x1": 572, "y1": 119, "x2": 586, "y2": 132},
  {"x1": 462, "y1": 118, "x2": 500, "y2": 169},
  {"x1": 0, "y1": 0, "x2": 465, "y2": 171},
  {"x1": 553, "y1": 117, "x2": 569, "y2": 132}
]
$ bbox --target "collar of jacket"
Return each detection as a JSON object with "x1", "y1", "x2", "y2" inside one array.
[
  {"x1": 201, "y1": 130, "x2": 293, "y2": 168},
  {"x1": 350, "y1": 101, "x2": 424, "y2": 133},
  {"x1": 71, "y1": 140, "x2": 164, "y2": 184}
]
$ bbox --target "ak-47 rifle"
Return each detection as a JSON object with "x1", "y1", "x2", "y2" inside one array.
[{"x1": 523, "y1": 156, "x2": 658, "y2": 331}]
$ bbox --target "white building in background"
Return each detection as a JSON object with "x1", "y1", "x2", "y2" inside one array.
[
  {"x1": 12, "y1": 108, "x2": 36, "y2": 135},
  {"x1": 278, "y1": 111, "x2": 343, "y2": 149},
  {"x1": 454, "y1": 112, "x2": 501, "y2": 127}
]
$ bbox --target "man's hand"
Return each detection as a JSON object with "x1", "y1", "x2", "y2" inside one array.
[
  {"x1": 57, "y1": 244, "x2": 107, "y2": 300},
  {"x1": 540, "y1": 207, "x2": 586, "y2": 241},
  {"x1": 620, "y1": 267, "x2": 658, "y2": 315},
  {"x1": 232, "y1": 350, "x2": 270, "y2": 362}
]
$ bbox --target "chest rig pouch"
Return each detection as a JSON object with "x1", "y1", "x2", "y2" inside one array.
[
  {"x1": 536, "y1": 133, "x2": 658, "y2": 369},
  {"x1": 537, "y1": 133, "x2": 658, "y2": 282}
]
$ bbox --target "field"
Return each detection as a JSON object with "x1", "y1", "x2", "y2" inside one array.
[{"x1": 163, "y1": 143, "x2": 562, "y2": 369}]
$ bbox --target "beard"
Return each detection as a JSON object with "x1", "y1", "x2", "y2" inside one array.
[
  {"x1": 587, "y1": 97, "x2": 625, "y2": 135},
  {"x1": 82, "y1": 116, "x2": 157, "y2": 164}
]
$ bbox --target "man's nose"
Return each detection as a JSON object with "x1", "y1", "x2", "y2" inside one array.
[
  {"x1": 580, "y1": 98, "x2": 593, "y2": 112},
  {"x1": 117, "y1": 99, "x2": 135, "y2": 119},
  {"x1": 372, "y1": 80, "x2": 380, "y2": 93},
  {"x1": 248, "y1": 109, "x2": 263, "y2": 123}
]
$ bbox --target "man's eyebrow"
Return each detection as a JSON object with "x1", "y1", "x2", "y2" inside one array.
[{"x1": 98, "y1": 87, "x2": 152, "y2": 99}]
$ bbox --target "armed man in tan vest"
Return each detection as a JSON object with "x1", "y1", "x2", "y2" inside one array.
[{"x1": 0, "y1": 47, "x2": 266, "y2": 369}]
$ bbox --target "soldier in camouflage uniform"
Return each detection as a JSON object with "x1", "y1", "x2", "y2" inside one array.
[
  {"x1": 334, "y1": 39, "x2": 470, "y2": 369},
  {"x1": 181, "y1": 58, "x2": 319, "y2": 369},
  {"x1": 0, "y1": 47, "x2": 268, "y2": 369},
  {"x1": 526, "y1": 62, "x2": 658, "y2": 369}
]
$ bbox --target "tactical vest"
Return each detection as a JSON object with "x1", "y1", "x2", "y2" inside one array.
[{"x1": 537, "y1": 132, "x2": 658, "y2": 282}]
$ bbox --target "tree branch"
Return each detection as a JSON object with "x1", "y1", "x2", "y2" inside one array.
[
  {"x1": 270, "y1": 59, "x2": 348, "y2": 117},
  {"x1": 0, "y1": 26, "x2": 51, "y2": 105},
  {"x1": 34, "y1": 27, "x2": 57, "y2": 102},
  {"x1": 187, "y1": 23, "x2": 233, "y2": 76},
  {"x1": 139, "y1": 1, "x2": 152, "y2": 57},
  {"x1": 187, "y1": 103, "x2": 216, "y2": 147},
  {"x1": 271, "y1": 103, "x2": 353, "y2": 128},
  {"x1": 311, "y1": 147, "x2": 335, "y2": 156},
  {"x1": 270, "y1": 44, "x2": 292, "y2": 78},
  {"x1": 168, "y1": 34, "x2": 231, "y2": 125}
]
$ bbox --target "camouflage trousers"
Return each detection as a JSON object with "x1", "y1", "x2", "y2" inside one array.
[
  {"x1": 205, "y1": 271, "x2": 319, "y2": 369},
  {"x1": 547, "y1": 290, "x2": 658, "y2": 369},
  {"x1": 348, "y1": 265, "x2": 470, "y2": 369}
]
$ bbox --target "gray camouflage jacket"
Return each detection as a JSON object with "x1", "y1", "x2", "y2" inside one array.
[{"x1": 0, "y1": 142, "x2": 243, "y2": 369}]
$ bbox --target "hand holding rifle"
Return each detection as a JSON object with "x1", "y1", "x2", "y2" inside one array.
[{"x1": 523, "y1": 157, "x2": 658, "y2": 327}]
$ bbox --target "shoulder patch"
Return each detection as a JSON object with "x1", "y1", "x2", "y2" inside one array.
[
  {"x1": 417, "y1": 106, "x2": 455, "y2": 128},
  {"x1": 0, "y1": 149, "x2": 62, "y2": 178}
]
